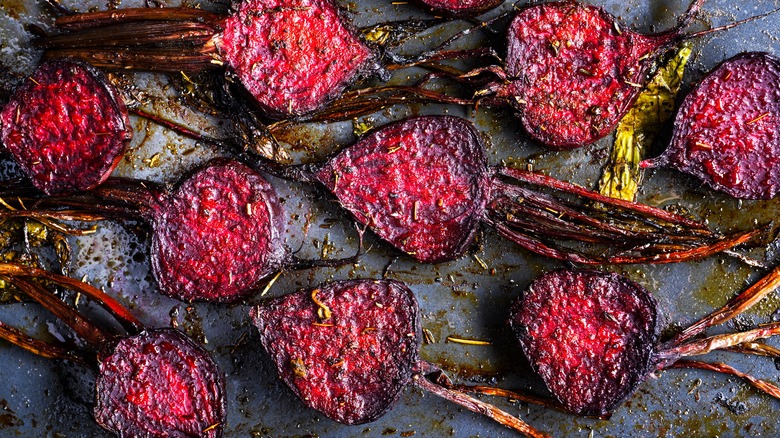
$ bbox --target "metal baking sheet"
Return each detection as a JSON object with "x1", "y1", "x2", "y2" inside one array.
[{"x1": 2, "y1": 0, "x2": 780, "y2": 436}]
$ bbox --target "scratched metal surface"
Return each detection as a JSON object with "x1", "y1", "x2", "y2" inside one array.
[{"x1": 2, "y1": 0, "x2": 780, "y2": 436}]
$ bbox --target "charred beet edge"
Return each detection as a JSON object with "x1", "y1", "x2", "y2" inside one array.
[
  {"x1": 0, "y1": 60, "x2": 132, "y2": 195},
  {"x1": 507, "y1": 268, "x2": 780, "y2": 416},
  {"x1": 415, "y1": 0, "x2": 503, "y2": 17},
  {"x1": 95, "y1": 329, "x2": 226, "y2": 437},
  {"x1": 251, "y1": 279, "x2": 549, "y2": 437},
  {"x1": 509, "y1": 270, "x2": 657, "y2": 416},
  {"x1": 0, "y1": 263, "x2": 226, "y2": 437},
  {"x1": 290, "y1": 116, "x2": 755, "y2": 264},
  {"x1": 0, "y1": 159, "x2": 357, "y2": 302},
  {"x1": 643, "y1": 52, "x2": 780, "y2": 199},
  {"x1": 39, "y1": 0, "x2": 380, "y2": 119}
]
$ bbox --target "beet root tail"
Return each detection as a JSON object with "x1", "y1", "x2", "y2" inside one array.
[{"x1": 413, "y1": 374, "x2": 550, "y2": 438}]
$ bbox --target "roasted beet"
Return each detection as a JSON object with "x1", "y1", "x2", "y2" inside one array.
[
  {"x1": 642, "y1": 52, "x2": 780, "y2": 199},
  {"x1": 251, "y1": 279, "x2": 549, "y2": 437},
  {"x1": 415, "y1": 0, "x2": 503, "y2": 17},
  {"x1": 509, "y1": 270, "x2": 657, "y2": 415},
  {"x1": 506, "y1": 268, "x2": 780, "y2": 416},
  {"x1": 251, "y1": 280, "x2": 419, "y2": 424},
  {"x1": 0, "y1": 60, "x2": 131, "y2": 194},
  {"x1": 219, "y1": 0, "x2": 376, "y2": 117},
  {"x1": 0, "y1": 159, "x2": 353, "y2": 302},
  {"x1": 95, "y1": 329, "x2": 225, "y2": 437},
  {"x1": 40, "y1": 0, "x2": 380, "y2": 119},
  {"x1": 287, "y1": 116, "x2": 755, "y2": 264},
  {"x1": 0, "y1": 263, "x2": 226, "y2": 437},
  {"x1": 313, "y1": 116, "x2": 489, "y2": 263}
]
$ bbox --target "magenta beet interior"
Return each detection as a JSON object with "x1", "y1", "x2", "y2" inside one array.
[
  {"x1": 218, "y1": 0, "x2": 374, "y2": 118},
  {"x1": 0, "y1": 60, "x2": 131, "y2": 195}
]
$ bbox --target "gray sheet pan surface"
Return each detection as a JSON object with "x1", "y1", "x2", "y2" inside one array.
[{"x1": 1, "y1": 0, "x2": 780, "y2": 436}]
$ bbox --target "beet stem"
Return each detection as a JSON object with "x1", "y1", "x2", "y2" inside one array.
[
  {"x1": 39, "y1": 8, "x2": 223, "y2": 73},
  {"x1": 666, "y1": 264, "x2": 780, "y2": 347},
  {"x1": 0, "y1": 263, "x2": 143, "y2": 334},
  {"x1": 2, "y1": 276, "x2": 108, "y2": 348},
  {"x1": 660, "y1": 322, "x2": 780, "y2": 361},
  {"x1": 682, "y1": 6, "x2": 780, "y2": 41},
  {"x1": 724, "y1": 342, "x2": 780, "y2": 358},
  {"x1": 667, "y1": 360, "x2": 780, "y2": 401},
  {"x1": 444, "y1": 384, "x2": 604, "y2": 419},
  {"x1": 412, "y1": 374, "x2": 550, "y2": 438},
  {"x1": 0, "y1": 320, "x2": 83, "y2": 362}
]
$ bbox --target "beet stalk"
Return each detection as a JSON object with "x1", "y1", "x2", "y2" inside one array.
[
  {"x1": 0, "y1": 60, "x2": 132, "y2": 195},
  {"x1": 0, "y1": 262, "x2": 226, "y2": 437},
  {"x1": 642, "y1": 52, "x2": 780, "y2": 199},
  {"x1": 250, "y1": 279, "x2": 549, "y2": 438},
  {"x1": 505, "y1": 267, "x2": 780, "y2": 416},
  {"x1": 0, "y1": 159, "x2": 360, "y2": 302},
  {"x1": 242, "y1": 115, "x2": 757, "y2": 264}
]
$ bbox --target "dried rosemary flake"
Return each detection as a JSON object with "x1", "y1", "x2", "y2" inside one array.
[
  {"x1": 446, "y1": 336, "x2": 491, "y2": 346},
  {"x1": 311, "y1": 289, "x2": 332, "y2": 321}
]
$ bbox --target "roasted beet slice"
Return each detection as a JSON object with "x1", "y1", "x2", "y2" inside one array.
[
  {"x1": 251, "y1": 280, "x2": 419, "y2": 424},
  {"x1": 0, "y1": 263, "x2": 226, "y2": 437},
  {"x1": 642, "y1": 52, "x2": 780, "y2": 199},
  {"x1": 149, "y1": 160, "x2": 287, "y2": 302},
  {"x1": 95, "y1": 329, "x2": 225, "y2": 437},
  {"x1": 218, "y1": 0, "x2": 376, "y2": 117},
  {"x1": 293, "y1": 116, "x2": 753, "y2": 265},
  {"x1": 0, "y1": 60, "x2": 131, "y2": 194},
  {"x1": 504, "y1": 267, "x2": 780, "y2": 416},
  {"x1": 313, "y1": 116, "x2": 489, "y2": 263},
  {"x1": 415, "y1": 0, "x2": 503, "y2": 17},
  {"x1": 509, "y1": 270, "x2": 657, "y2": 415},
  {"x1": 251, "y1": 279, "x2": 549, "y2": 437}
]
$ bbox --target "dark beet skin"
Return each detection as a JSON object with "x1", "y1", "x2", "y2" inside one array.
[
  {"x1": 499, "y1": 2, "x2": 679, "y2": 149},
  {"x1": 645, "y1": 52, "x2": 780, "y2": 199},
  {"x1": 509, "y1": 270, "x2": 658, "y2": 416},
  {"x1": 150, "y1": 159, "x2": 287, "y2": 302},
  {"x1": 218, "y1": 0, "x2": 377, "y2": 118},
  {"x1": 250, "y1": 280, "x2": 420, "y2": 424},
  {"x1": 94, "y1": 328, "x2": 226, "y2": 437},
  {"x1": 415, "y1": 0, "x2": 503, "y2": 17},
  {"x1": 0, "y1": 60, "x2": 131, "y2": 194},
  {"x1": 314, "y1": 116, "x2": 489, "y2": 263}
]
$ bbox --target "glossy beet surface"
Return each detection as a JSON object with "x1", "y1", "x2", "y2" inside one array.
[
  {"x1": 0, "y1": 60, "x2": 131, "y2": 194},
  {"x1": 94, "y1": 329, "x2": 226, "y2": 437},
  {"x1": 250, "y1": 280, "x2": 420, "y2": 424},
  {"x1": 649, "y1": 52, "x2": 780, "y2": 199},
  {"x1": 509, "y1": 270, "x2": 658, "y2": 416},
  {"x1": 151, "y1": 160, "x2": 287, "y2": 302},
  {"x1": 314, "y1": 116, "x2": 489, "y2": 263},
  {"x1": 415, "y1": 0, "x2": 503, "y2": 17},
  {"x1": 218, "y1": 0, "x2": 376, "y2": 118},
  {"x1": 500, "y1": 2, "x2": 681, "y2": 148}
]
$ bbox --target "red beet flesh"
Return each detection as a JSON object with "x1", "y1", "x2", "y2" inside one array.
[
  {"x1": 415, "y1": 0, "x2": 503, "y2": 17},
  {"x1": 501, "y1": 2, "x2": 676, "y2": 148},
  {"x1": 314, "y1": 116, "x2": 489, "y2": 263},
  {"x1": 151, "y1": 160, "x2": 287, "y2": 302},
  {"x1": 218, "y1": 0, "x2": 376, "y2": 118},
  {"x1": 0, "y1": 60, "x2": 131, "y2": 194},
  {"x1": 250, "y1": 279, "x2": 420, "y2": 424},
  {"x1": 650, "y1": 52, "x2": 780, "y2": 199},
  {"x1": 509, "y1": 270, "x2": 658, "y2": 416},
  {"x1": 94, "y1": 328, "x2": 226, "y2": 437}
]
